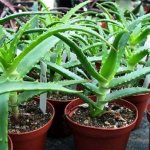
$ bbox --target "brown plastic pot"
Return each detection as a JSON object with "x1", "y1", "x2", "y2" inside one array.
[
  {"x1": 9, "y1": 101, "x2": 55, "y2": 150},
  {"x1": 76, "y1": 84, "x2": 84, "y2": 91},
  {"x1": 9, "y1": 136, "x2": 13, "y2": 150},
  {"x1": 65, "y1": 98, "x2": 138, "y2": 150},
  {"x1": 146, "y1": 103, "x2": 150, "y2": 122},
  {"x1": 47, "y1": 98, "x2": 72, "y2": 137},
  {"x1": 144, "y1": 6, "x2": 150, "y2": 13},
  {"x1": 125, "y1": 93, "x2": 150, "y2": 128}
]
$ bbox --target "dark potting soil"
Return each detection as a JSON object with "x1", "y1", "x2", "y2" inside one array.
[
  {"x1": 48, "y1": 93, "x2": 77, "y2": 101},
  {"x1": 71, "y1": 103, "x2": 136, "y2": 128},
  {"x1": 8, "y1": 101, "x2": 52, "y2": 133}
]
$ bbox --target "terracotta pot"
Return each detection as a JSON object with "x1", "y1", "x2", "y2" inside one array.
[
  {"x1": 125, "y1": 93, "x2": 150, "y2": 128},
  {"x1": 99, "y1": 22, "x2": 107, "y2": 28},
  {"x1": 76, "y1": 84, "x2": 84, "y2": 91},
  {"x1": 146, "y1": 103, "x2": 150, "y2": 122},
  {"x1": 48, "y1": 98, "x2": 72, "y2": 137},
  {"x1": 65, "y1": 98, "x2": 138, "y2": 150},
  {"x1": 144, "y1": 6, "x2": 150, "y2": 13},
  {"x1": 9, "y1": 136, "x2": 13, "y2": 150},
  {"x1": 9, "y1": 101, "x2": 55, "y2": 150}
]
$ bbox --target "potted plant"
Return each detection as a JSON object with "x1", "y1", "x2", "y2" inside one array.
[
  {"x1": 32, "y1": 0, "x2": 93, "y2": 137},
  {"x1": 84, "y1": 1, "x2": 150, "y2": 128},
  {"x1": 45, "y1": 10, "x2": 150, "y2": 149},
  {"x1": 0, "y1": 14, "x2": 90, "y2": 150}
]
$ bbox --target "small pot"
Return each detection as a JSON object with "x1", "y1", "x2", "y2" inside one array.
[
  {"x1": 125, "y1": 93, "x2": 150, "y2": 128},
  {"x1": 144, "y1": 6, "x2": 150, "y2": 13},
  {"x1": 47, "y1": 98, "x2": 72, "y2": 137},
  {"x1": 9, "y1": 101, "x2": 55, "y2": 150},
  {"x1": 9, "y1": 136, "x2": 13, "y2": 150},
  {"x1": 76, "y1": 84, "x2": 84, "y2": 91},
  {"x1": 65, "y1": 98, "x2": 138, "y2": 150}
]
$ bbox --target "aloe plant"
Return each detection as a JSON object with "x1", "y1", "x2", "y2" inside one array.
[
  {"x1": 1, "y1": 1, "x2": 117, "y2": 148},
  {"x1": 44, "y1": 9, "x2": 150, "y2": 118},
  {"x1": 0, "y1": 13, "x2": 106, "y2": 150}
]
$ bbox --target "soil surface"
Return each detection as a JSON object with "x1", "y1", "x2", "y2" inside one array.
[
  {"x1": 9, "y1": 101, "x2": 52, "y2": 133},
  {"x1": 48, "y1": 93, "x2": 77, "y2": 101},
  {"x1": 71, "y1": 103, "x2": 136, "y2": 128}
]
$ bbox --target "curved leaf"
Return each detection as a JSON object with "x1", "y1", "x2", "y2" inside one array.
[
  {"x1": 46, "y1": 61, "x2": 100, "y2": 94},
  {"x1": 55, "y1": 33, "x2": 107, "y2": 83},
  {"x1": 0, "y1": 80, "x2": 80, "y2": 94},
  {"x1": 128, "y1": 49, "x2": 149, "y2": 68},
  {"x1": 7, "y1": 24, "x2": 114, "y2": 77},
  {"x1": 106, "y1": 87, "x2": 150, "y2": 101},
  {"x1": 0, "y1": 11, "x2": 61, "y2": 24},
  {"x1": 109, "y1": 67, "x2": 150, "y2": 88},
  {"x1": 0, "y1": 93, "x2": 9, "y2": 150}
]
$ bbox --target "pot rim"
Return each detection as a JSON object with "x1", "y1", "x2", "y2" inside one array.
[
  {"x1": 9, "y1": 101, "x2": 55, "y2": 135},
  {"x1": 47, "y1": 96, "x2": 78, "y2": 103},
  {"x1": 65, "y1": 98, "x2": 138, "y2": 131},
  {"x1": 8, "y1": 135, "x2": 13, "y2": 150},
  {"x1": 126, "y1": 93, "x2": 150, "y2": 97}
]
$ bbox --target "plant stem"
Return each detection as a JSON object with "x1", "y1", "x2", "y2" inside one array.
[
  {"x1": 9, "y1": 92, "x2": 19, "y2": 119},
  {"x1": 96, "y1": 83, "x2": 109, "y2": 111}
]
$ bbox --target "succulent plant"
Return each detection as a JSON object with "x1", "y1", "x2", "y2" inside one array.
[{"x1": 46, "y1": 5, "x2": 150, "y2": 117}]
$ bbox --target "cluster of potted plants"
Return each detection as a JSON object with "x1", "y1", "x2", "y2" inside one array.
[{"x1": 0, "y1": 0, "x2": 150, "y2": 150}]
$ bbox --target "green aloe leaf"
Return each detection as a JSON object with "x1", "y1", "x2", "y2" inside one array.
[
  {"x1": 16, "y1": 36, "x2": 59, "y2": 78},
  {"x1": 100, "y1": 31, "x2": 129, "y2": 83},
  {"x1": 61, "y1": 1, "x2": 90, "y2": 23},
  {"x1": 0, "y1": 80, "x2": 80, "y2": 94},
  {"x1": 62, "y1": 56, "x2": 102, "y2": 69},
  {"x1": 128, "y1": 49, "x2": 149, "y2": 69},
  {"x1": 9, "y1": 16, "x2": 37, "y2": 60},
  {"x1": 130, "y1": 28, "x2": 150, "y2": 45},
  {"x1": 109, "y1": 67, "x2": 150, "y2": 88},
  {"x1": 0, "y1": 93, "x2": 9, "y2": 150},
  {"x1": 55, "y1": 33, "x2": 107, "y2": 83},
  {"x1": 46, "y1": 61, "x2": 100, "y2": 94},
  {"x1": 106, "y1": 87, "x2": 150, "y2": 101},
  {"x1": 128, "y1": 13, "x2": 150, "y2": 32},
  {"x1": 7, "y1": 24, "x2": 113, "y2": 77},
  {"x1": 17, "y1": 79, "x2": 85, "y2": 104},
  {"x1": 0, "y1": 11, "x2": 60, "y2": 24}
]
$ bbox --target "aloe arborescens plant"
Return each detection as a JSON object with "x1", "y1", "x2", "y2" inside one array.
[
  {"x1": 47, "y1": 11, "x2": 150, "y2": 117},
  {"x1": 0, "y1": 15, "x2": 96, "y2": 149}
]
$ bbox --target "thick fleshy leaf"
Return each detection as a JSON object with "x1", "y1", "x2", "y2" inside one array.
[
  {"x1": 109, "y1": 67, "x2": 150, "y2": 88},
  {"x1": 46, "y1": 61, "x2": 100, "y2": 94},
  {"x1": 61, "y1": 1, "x2": 90, "y2": 23},
  {"x1": 0, "y1": 93, "x2": 9, "y2": 150},
  {"x1": 55, "y1": 33, "x2": 107, "y2": 83},
  {"x1": 106, "y1": 87, "x2": 150, "y2": 101},
  {"x1": 100, "y1": 31, "x2": 129, "y2": 82},
  {"x1": 0, "y1": 11, "x2": 61, "y2": 24},
  {"x1": 62, "y1": 56, "x2": 102, "y2": 69},
  {"x1": 7, "y1": 24, "x2": 113, "y2": 77},
  {"x1": 128, "y1": 49, "x2": 149, "y2": 68},
  {"x1": 0, "y1": 80, "x2": 80, "y2": 94},
  {"x1": 17, "y1": 79, "x2": 85, "y2": 103}
]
